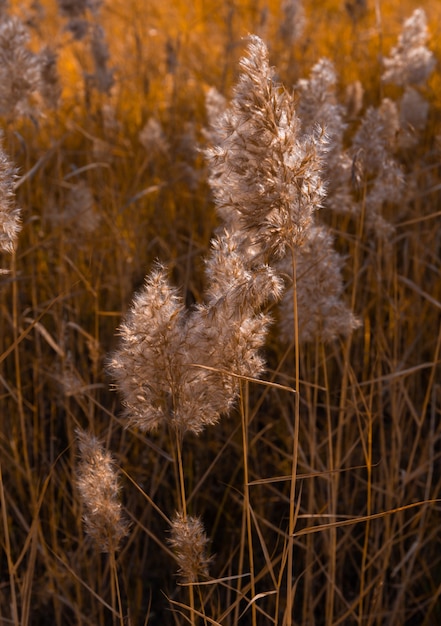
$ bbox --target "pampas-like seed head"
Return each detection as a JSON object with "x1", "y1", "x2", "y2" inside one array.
[
  {"x1": 76, "y1": 429, "x2": 130, "y2": 553},
  {"x1": 296, "y1": 58, "x2": 342, "y2": 137},
  {"x1": 382, "y1": 8, "x2": 435, "y2": 87},
  {"x1": 398, "y1": 86, "x2": 429, "y2": 148},
  {"x1": 0, "y1": 138, "x2": 20, "y2": 254},
  {"x1": 38, "y1": 47, "x2": 61, "y2": 109},
  {"x1": 89, "y1": 23, "x2": 114, "y2": 93},
  {"x1": 279, "y1": 0, "x2": 306, "y2": 45},
  {"x1": 278, "y1": 225, "x2": 360, "y2": 342},
  {"x1": 64, "y1": 181, "x2": 101, "y2": 234},
  {"x1": 139, "y1": 117, "x2": 169, "y2": 157},
  {"x1": 108, "y1": 264, "x2": 190, "y2": 433},
  {"x1": 109, "y1": 262, "x2": 273, "y2": 435},
  {"x1": 205, "y1": 35, "x2": 325, "y2": 260},
  {"x1": 168, "y1": 512, "x2": 211, "y2": 583},
  {"x1": 0, "y1": 15, "x2": 42, "y2": 117}
]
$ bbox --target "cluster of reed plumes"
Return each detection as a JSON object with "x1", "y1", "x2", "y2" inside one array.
[{"x1": 1, "y1": 1, "x2": 440, "y2": 625}]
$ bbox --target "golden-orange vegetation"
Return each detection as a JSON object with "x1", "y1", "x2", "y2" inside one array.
[{"x1": 1, "y1": 1, "x2": 440, "y2": 625}]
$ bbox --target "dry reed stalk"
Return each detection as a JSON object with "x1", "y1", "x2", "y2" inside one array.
[{"x1": 0, "y1": 464, "x2": 19, "y2": 624}]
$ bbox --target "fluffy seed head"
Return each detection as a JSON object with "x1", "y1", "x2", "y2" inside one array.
[
  {"x1": 278, "y1": 0, "x2": 306, "y2": 45},
  {"x1": 65, "y1": 181, "x2": 100, "y2": 233},
  {"x1": 38, "y1": 47, "x2": 61, "y2": 109},
  {"x1": 168, "y1": 512, "x2": 211, "y2": 583},
  {"x1": 206, "y1": 35, "x2": 325, "y2": 260},
  {"x1": 278, "y1": 225, "x2": 360, "y2": 342},
  {"x1": 110, "y1": 262, "x2": 273, "y2": 435},
  {"x1": 0, "y1": 138, "x2": 20, "y2": 254},
  {"x1": 89, "y1": 24, "x2": 114, "y2": 93},
  {"x1": 109, "y1": 265, "x2": 188, "y2": 432},
  {"x1": 382, "y1": 8, "x2": 435, "y2": 86},
  {"x1": 76, "y1": 429, "x2": 130, "y2": 553},
  {"x1": 0, "y1": 15, "x2": 42, "y2": 117},
  {"x1": 398, "y1": 86, "x2": 429, "y2": 148},
  {"x1": 139, "y1": 118, "x2": 169, "y2": 157}
]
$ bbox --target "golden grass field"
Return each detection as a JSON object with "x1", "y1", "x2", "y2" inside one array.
[{"x1": 0, "y1": 1, "x2": 440, "y2": 624}]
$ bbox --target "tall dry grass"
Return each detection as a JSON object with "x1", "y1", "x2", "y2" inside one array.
[{"x1": 0, "y1": 1, "x2": 440, "y2": 625}]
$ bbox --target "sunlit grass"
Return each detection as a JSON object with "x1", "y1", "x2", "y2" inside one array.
[{"x1": 0, "y1": 1, "x2": 440, "y2": 625}]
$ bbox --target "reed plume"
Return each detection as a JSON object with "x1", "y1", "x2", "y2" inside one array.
[
  {"x1": 0, "y1": 15, "x2": 41, "y2": 117},
  {"x1": 38, "y1": 46, "x2": 61, "y2": 109},
  {"x1": 139, "y1": 117, "x2": 170, "y2": 158},
  {"x1": 113, "y1": 37, "x2": 318, "y2": 429},
  {"x1": 168, "y1": 512, "x2": 211, "y2": 583},
  {"x1": 206, "y1": 35, "x2": 326, "y2": 261},
  {"x1": 205, "y1": 36, "x2": 357, "y2": 343},
  {"x1": 76, "y1": 429, "x2": 130, "y2": 553},
  {"x1": 296, "y1": 57, "x2": 356, "y2": 217},
  {"x1": 278, "y1": 225, "x2": 360, "y2": 342},
  {"x1": 278, "y1": 0, "x2": 306, "y2": 45},
  {"x1": 89, "y1": 23, "x2": 114, "y2": 93},
  {"x1": 382, "y1": 9, "x2": 434, "y2": 150},
  {"x1": 0, "y1": 137, "x2": 20, "y2": 254},
  {"x1": 382, "y1": 8, "x2": 435, "y2": 87},
  {"x1": 399, "y1": 86, "x2": 430, "y2": 148},
  {"x1": 109, "y1": 254, "x2": 279, "y2": 436}
]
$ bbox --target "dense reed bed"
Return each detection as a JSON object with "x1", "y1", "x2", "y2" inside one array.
[{"x1": 1, "y1": 1, "x2": 440, "y2": 624}]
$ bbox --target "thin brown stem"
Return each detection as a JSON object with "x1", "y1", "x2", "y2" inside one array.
[{"x1": 286, "y1": 247, "x2": 300, "y2": 626}]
